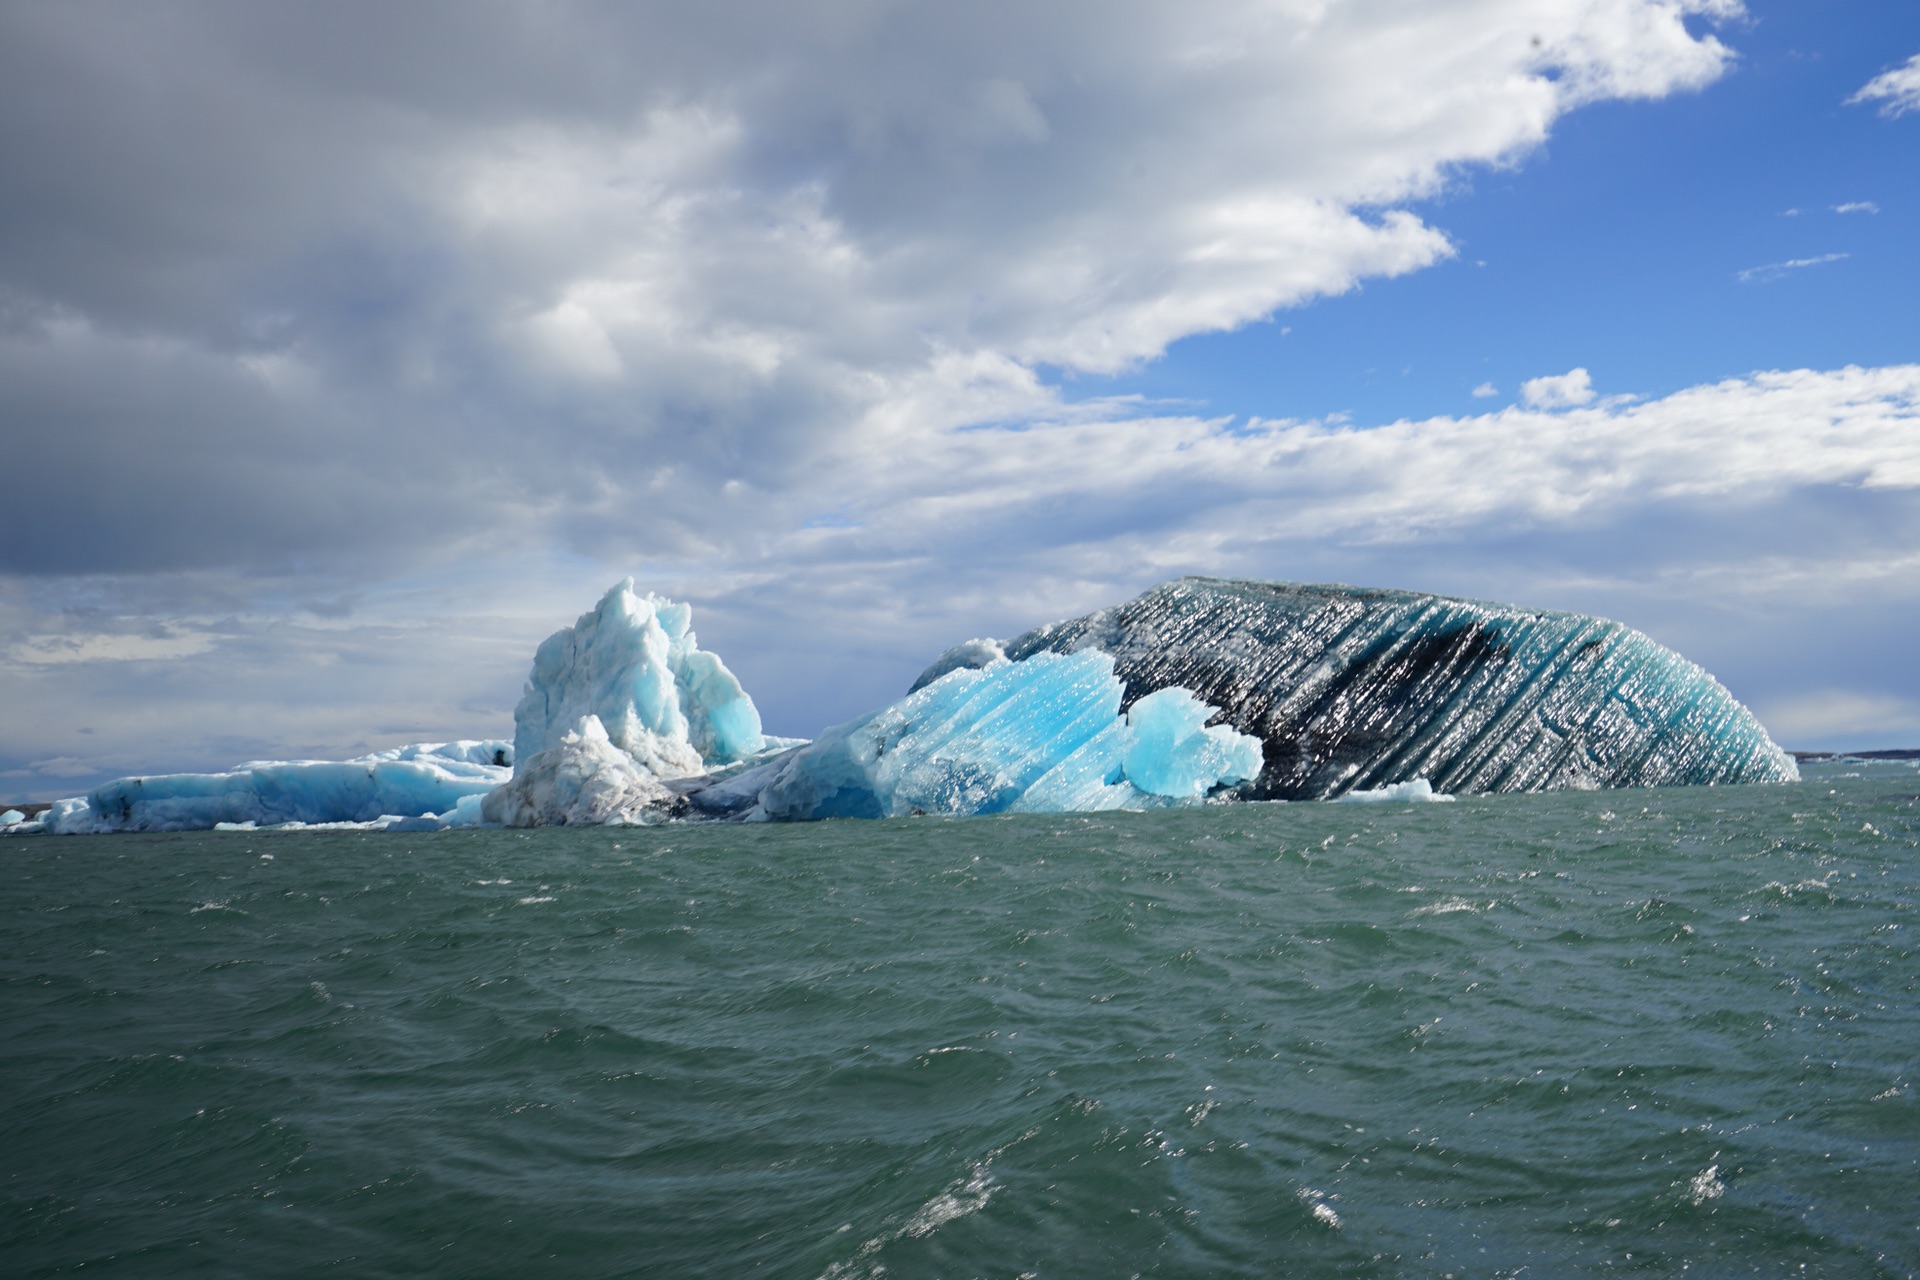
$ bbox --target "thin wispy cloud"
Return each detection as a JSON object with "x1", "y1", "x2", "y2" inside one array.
[
  {"x1": 1833, "y1": 201, "x2": 1880, "y2": 215},
  {"x1": 1849, "y1": 52, "x2": 1920, "y2": 118},
  {"x1": 1737, "y1": 253, "x2": 1848, "y2": 284},
  {"x1": 1471, "y1": 382, "x2": 1499, "y2": 398}
]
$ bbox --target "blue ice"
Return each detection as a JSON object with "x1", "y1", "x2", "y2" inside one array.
[
  {"x1": 513, "y1": 579, "x2": 767, "y2": 778},
  {"x1": 751, "y1": 650, "x2": 1262, "y2": 820},
  {"x1": 35, "y1": 741, "x2": 511, "y2": 834}
]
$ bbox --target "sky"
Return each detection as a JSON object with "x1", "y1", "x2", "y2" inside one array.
[{"x1": 2, "y1": 0, "x2": 1917, "y2": 800}]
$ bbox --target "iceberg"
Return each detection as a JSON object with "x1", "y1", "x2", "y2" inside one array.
[
  {"x1": 513, "y1": 579, "x2": 768, "y2": 778},
  {"x1": 11, "y1": 575, "x2": 1798, "y2": 836},
  {"x1": 13, "y1": 582, "x2": 792, "y2": 836},
  {"x1": 484, "y1": 581, "x2": 801, "y2": 826},
  {"x1": 33, "y1": 740, "x2": 512, "y2": 834},
  {"x1": 741, "y1": 650, "x2": 1263, "y2": 821},
  {"x1": 965, "y1": 577, "x2": 1797, "y2": 800}
]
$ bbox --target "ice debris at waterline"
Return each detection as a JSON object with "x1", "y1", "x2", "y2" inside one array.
[
  {"x1": 24, "y1": 741, "x2": 512, "y2": 835},
  {"x1": 963, "y1": 577, "x2": 1798, "y2": 800},
  {"x1": 9, "y1": 576, "x2": 1799, "y2": 835}
]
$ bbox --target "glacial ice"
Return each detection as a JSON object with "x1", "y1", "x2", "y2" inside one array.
[
  {"x1": 1334, "y1": 778, "x2": 1456, "y2": 804},
  {"x1": 513, "y1": 579, "x2": 766, "y2": 778},
  {"x1": 483, "y1": 715, "x2": 682, "y2": 827},
  {"x1": 34, "y1": 740, "x2": 512, "y2": 834},
  {"x1": 11, "y1": 575, "x2": 1800, "y2": 836},
  {"x1": 981, "y1": 577, "x2": 1798, "y2": 800},
  {"x1": 487, "y1": 582, "x2": 800, "y2": 825},
  {"x1": 745, "y1": 650, "x2": 1264, "y2": 821}
]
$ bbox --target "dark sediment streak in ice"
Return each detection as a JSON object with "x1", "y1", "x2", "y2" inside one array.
[{"x1": 931, "y1": 577, "x2": 1796, "y2": 800}]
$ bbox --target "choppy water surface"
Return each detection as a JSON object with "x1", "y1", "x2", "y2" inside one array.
[{"x1": 4, "y1": 760, "x2": 1918, "y2": 1277}]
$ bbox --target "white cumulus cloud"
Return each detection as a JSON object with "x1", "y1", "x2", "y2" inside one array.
[
  {"x1": 1520, "y1": 368, "x2": 1596, "y2": 409},
  {"x1": 1849, "y1": 52, "x2": 1920, "y2": 118}
]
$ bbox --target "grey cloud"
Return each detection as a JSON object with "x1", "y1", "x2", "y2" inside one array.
[{"x1": 0, "y1": 0, "x2": 1739, "y2": 576}]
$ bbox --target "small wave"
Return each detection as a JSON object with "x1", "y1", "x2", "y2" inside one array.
[
  {"x1": 1759, "y1": 877, "x2": 1833, "y2": 898},
  {"x1": 1409, "y1": 897, "x2": 1486, "y2": 917},
  {"x1": 1298, "y1": 1187, "x2": 1341, "y2": 1229},
  {"x1": 902, "y1": 1163, "x2": 994, "y2": 1239},
  {"x1": 517, "y1": 895, "x2": 558, "y2": 905},
  {"x1": 819, "y1": 1161, "x2": 997, "y2": 1279}
]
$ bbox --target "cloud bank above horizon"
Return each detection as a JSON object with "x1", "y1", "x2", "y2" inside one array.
[
  {"x1": 3, "y1": 0, "x2": 1917, "y2": 795},
  {"x1": 0, "y1": 0, "x2": 1744, "y2": 580}
]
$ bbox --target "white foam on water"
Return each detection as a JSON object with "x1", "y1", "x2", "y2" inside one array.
[
  {"x1": 1298, "y1": 1187, "x2": 1342, "y2": 1229},
  {"x1": 1335, "y1": 778, "x2": 1455, "y2": 804},
  {"x1": 1686, "y1": 1163, "x2": 1725, "y2": 1206},
  {"x1": 1409, "y1": 897, "x2": 1487, "y2": 917},
  {"x1": 817, "y1": 1136, "x2": 1040, "y2": 1280},
  {"x1": 901, "y1": 1162, "x2": 995, "y2": 1239}
]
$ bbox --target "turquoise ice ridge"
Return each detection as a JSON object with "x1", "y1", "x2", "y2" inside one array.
[
  {"x1": 735, "y1": 650, "x2": 1263, "y2": 821},
  {"x1": 962, "y1": 577, "x2": 1798, "y2": 800},
  {"x1": 34, "y1": 741, "x2": 512, "y2": 834}
]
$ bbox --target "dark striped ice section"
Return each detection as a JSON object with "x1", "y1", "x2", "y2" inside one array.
[{"x1": 972, "y1": 577, "x2": 1797, "y2": 800}]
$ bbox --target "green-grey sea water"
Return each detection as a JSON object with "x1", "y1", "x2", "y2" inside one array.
[{"x1": 4, "y1": 759, "x2": 1918, "y2": 1277}]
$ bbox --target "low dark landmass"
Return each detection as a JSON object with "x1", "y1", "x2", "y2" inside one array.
[
  {"x1": 2, "y1": 801, "x2": 53, "y2": 817},
  {"x1": 1791, "y1": 749, "x2": 1920, "y2": 762}
]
